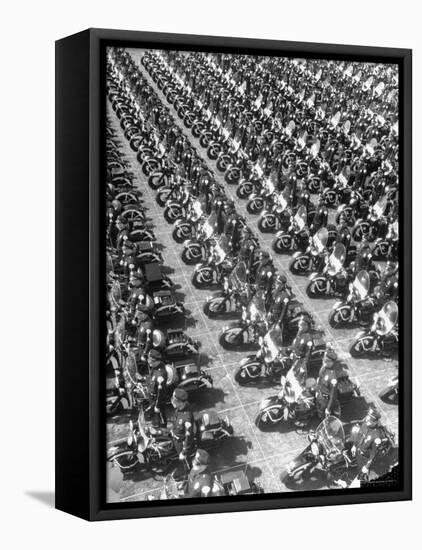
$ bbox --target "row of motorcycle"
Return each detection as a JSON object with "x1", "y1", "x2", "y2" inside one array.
[
  {"x1": 140, "y1": 48, "x2": 399, "y2": 361},
  {"x1": 105, "y1": 123, "x2": 246, "y2": 494},
  {"x1": 106, "y1": 47, "x2": 397, "y2": 489}
]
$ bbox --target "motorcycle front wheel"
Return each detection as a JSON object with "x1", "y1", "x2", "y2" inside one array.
[
  {"x1": 258, "y1": 214, "x2": 277, "y2": 233},
  {"x1": 349, "y1": 335, "x2": 375, "y2": 358},
  {"x1": 255, "y1": 407, "x2": 285, "y2": 430},
  {"x1": 289, "y1": 255, "x2": 311, "y2": 275},
  {"x1": 219, "y1": 327, "x2": 245, "y2": 350},
  {"x1": 306, "y1": 277, "x2": 328, "y2": 298},
  {"x1": 203, "y1": 297, "x2": 227, "y2": 318},
  {"x1": 234, "y1": 362, "x2": 263, "y2": 384},
  {"x1": 164, "y1": 204, "x2": 183, "y2": 224},
  {"x1": 172, "y1": 223, "x2": 194, "y2": 243},
  {"x1": 181, "y1": 244, "x2": 203, "y2": 265},
  {"x1": 328, "y1": 305, "x2": 353, "y2": 328},
  {"x1": 192, "y1": 267, "x2": 215, "y2": 288}
]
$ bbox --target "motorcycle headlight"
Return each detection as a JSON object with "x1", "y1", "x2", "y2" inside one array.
[{"x1": 311, "y1": 442, "x2": 320, "y2": 456}]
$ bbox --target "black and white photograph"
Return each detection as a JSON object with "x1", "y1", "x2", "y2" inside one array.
[{"x1": 105, "y1": 45, "x2": 401, "y2": 504}]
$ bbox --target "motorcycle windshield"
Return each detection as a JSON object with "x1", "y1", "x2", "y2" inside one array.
[
  {"x1": 229, "y1": 260, "x2": 248, "y2": 289},
  {"x1": 276, "y1": 192, "x2": 288, "y2": 211},
  {"x1": 372, "y1": 196, "x2": 387, "y2": 219},
  {"x1": 315, "y1": 416, "x2": 346, "y2": 456},
  {"x1": 191, "y1": 200, "x2": 203, "y2": 220},
  {"x1": 294, "y1": 205, "x2": 307, "y2": 232},
  {"x1": 249, "y1": 291, "x2": 267, "y2": 322},
  {"x1": 352, "y1": 270, "x2": 370, "y2": 301},
  {"x1": 313, "y1": 227, "x2": 328, "y2": 252},
  {"x1": 264, "y1": 325, "x2": 283, "y2": 360},
  {"x1": 376, "y1": 301, "x2": 398, "y2": 335},
  {"x1": 327, "y1": 243, "x2": 346, "y2": 276}
]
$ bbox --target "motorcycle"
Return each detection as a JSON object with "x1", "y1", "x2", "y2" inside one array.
[
  {"x1": 257, "y1": 191, "x2": 292, "y2": 234},
  {"x1": 379, "y1": 371, "x2": 398, "y2": 403},
  {"x1": 280, "y1": 416, "x2": 356, "y2": 487},
  {"x1": 349, "y1": 300, "x2": 398, "y2": 358},
  {"x1": 144, "y1": 328, "x2": 201, "y2": 360},
  {"x1": 305, "y1": 243, "x2": 349, "y2": 299},
  {"x1": 203, "y1": 260, "x2": 249, "y2": 319},
  {"x1": 219, "y1": 292, "x2": 269, "y2": 351},
  {"x1": 234, "y1": 324, "x2": 289, "y2": 384},
  {"x1": 192, "y1": 236, "x2": 236, "y2": 289},
  {"x1": 158, "y1": 468, "x2": 264, "y2": 499},
  {"x1": 172, "y1": 199, "x2": 205, "y2": 243},
  {"x1": 272, "y1": 205, "x2": 310, "y2": 255},
  {"x1": 181, "y1": 215, "x2": 216, "y2": 265},
  {"x1": 328, "y1": 270, "x2": 377, "y2": 328},
  {"x1": 108, "y1": 409, "x2": 233, "y2": 472},
  {"x1": 289, "y1": 227, "x2": 329, "y2": 276}
]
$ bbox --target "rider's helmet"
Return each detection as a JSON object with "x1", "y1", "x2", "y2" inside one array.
[
  {"x1": 148, "y1": 348, "x2": 164, "y2": 370},
  {"x1": 364, "y1": 405, "x2": 382, "y2": 428},
  {"x1": 323, "y1": 345, "x2": 337, "y2": 367},
  {"x1": 192, "y1": 449, "x2": 210, "y2": 472}
]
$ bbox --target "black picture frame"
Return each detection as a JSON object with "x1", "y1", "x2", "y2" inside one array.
[{"x1": 55, "y1": 28, "x2": 412, "y2": 521}]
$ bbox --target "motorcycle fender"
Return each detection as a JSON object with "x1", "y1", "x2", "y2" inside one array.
[
  {"x1": 355, "y1": 330, "x2": 367, "y2": 339},
  {"x1": 309, "y1": 272, "x2": 319, "y2": 281},
  {"x1": 292, "y1": 251, "x2": 301, "y2": 259},
  {"x1": 259, "y1": 395, "x2": 281, "y2": 410},
  {"x1": 332, "y1": 300, "x2": 344, "y2": 310},
  {"x1": 240, "y1": 354, "x2": 258, "y2": 366},
  {"x1": 249, "y1": 193, "x2": 258, "y2": 200},
  {"x1": 222, "y1": 320, "x2": 243, "y2": 333},
  {"x1": 285, "y1": 448, "x2": 312, "y2": 475},
  {"x1": 208, "y1": 290, "x2": 225, "y2": 301}
]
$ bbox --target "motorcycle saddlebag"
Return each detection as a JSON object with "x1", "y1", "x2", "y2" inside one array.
[
  {"x1": 200, "y1": 411, "x2": 221, "y2": 430},
  {"x1": 219, "y1": 470, "x2": 251, "y2": 494},
  {"x1": 143, "y1": 262, "x2": 163, "y2": 283},
  {"x1": 138, "y1": 241, "x2": 154, "y2": 252}
]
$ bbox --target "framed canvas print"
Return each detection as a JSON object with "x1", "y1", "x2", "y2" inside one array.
[{"x1": 55, "y1": 28, "x2": 412, "y2": 521}]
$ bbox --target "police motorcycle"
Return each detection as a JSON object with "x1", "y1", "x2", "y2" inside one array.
[
  {"x1": 219, "y1": 290, "x2": 308, "y2": 351},
  {"x1": 254, "y1": 356, "x2": 319, "y2": 430},
  {"x1": 192, "y1": 235, "x2": 236, "y2": 289},
  {"x1": 107, "y1": 409, "x2": 234, "y2": 473},
  {"x1": 280, "y1": 416, "x2": 356, "y2": 487},
  {"x1": 203, "y1": 260, "x2": 250, "y2": 319},
  {"x1": 219, "y1": 290, "x2": 269, "y2": 351},
  {"x1": 352, "y1": 195, "x2": 389, "y2": 243},
  {"x1": 235, "y1": 162, "x2": 265, "y2": 199},
  {"x1": 155, "y1": 175, "x2": 186, "y2": 208},
  {"x1": 157, "y1": 469, "x2": 264, "y2": 500},
  {"x1": 246, "y1": 176, "x2": 277, "y2": 215},
  {"x1": 289, "y1": 227, "x2": 329, "y2": 276},
  {"x1": 147, "y1": 156, "x2": 178, "y2": 190},
  {"x1": 257, "y1": 188, "x2": 292, "y2": 234},
  {"x1": 180, "y1": 212, "x2": 217, "y2": 265},
  {"x1": 305, "y1": 243, "x2": 349, "y2": 299},
  {"x1": 172, "y1": 198, "x2": 205, "y2": 243},
  {"x1": 371, "y1": 219, "x2": 398, "y2": 261},
  {"x1": 139, "y1": 327, "x2": 201, "y2": 362},
  {"x1": 163, "y1": 189, "x2": 198, "y2": 224},
  {"x1": 329, "y1": 270, "x2": 377, "y2": 328},
  {"x1": 135, "y1": 263, "x2": 186, "y2": 321},
  {"x1": 234, "y1": 322, "x2": 291, "y2": 384},
  {"x1": 379, "y1": 370, "x2": 398, "y2": 404},
  {"x1": 272, "y1": 205, "x2": 311, "y2": 255},
  {"x1": 349, "y1": 300, "x2": 398, "y2": 358}
]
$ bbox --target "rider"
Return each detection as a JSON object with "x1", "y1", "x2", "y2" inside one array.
[
  {"x1": 171, "y1": 388, "x2": 196, "y2": 466},
  {"x1": 185, "y1": 449, "x2": 219, "y2": 498},
  {"x1": 315, "y1": 347, "x2": 341, "y2": 419},
  {"x1": 349, "y1": 406, "x2": 390, "y2": 479},
  {"x1": 268, "y1": 274, "x2": 293, "y2": 323},
  {"x1": 147, "y1": 349, "x2": 169, "y2": 427}
]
